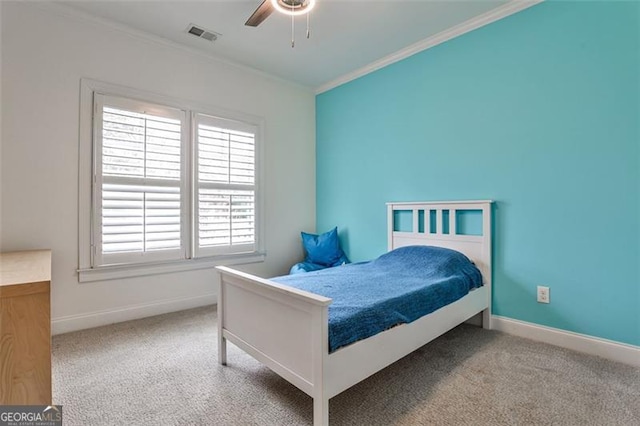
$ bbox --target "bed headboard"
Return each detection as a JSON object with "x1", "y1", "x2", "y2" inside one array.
[{"x1": 386, "y1": 200, "x2": 492, "y2": 286}]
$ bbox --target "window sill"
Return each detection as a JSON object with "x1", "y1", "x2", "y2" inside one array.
[{"x1": 77, "y1": 252, "x2": 266, "y2": 283}]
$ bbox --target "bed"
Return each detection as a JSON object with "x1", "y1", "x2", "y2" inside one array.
[{"x1": 216, "y1": 200, "x2": 492, "y2": 426}]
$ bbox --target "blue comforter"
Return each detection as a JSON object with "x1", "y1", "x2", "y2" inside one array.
[{"x1": 272, "y1": 245, "x2": 483, "y2": 353}]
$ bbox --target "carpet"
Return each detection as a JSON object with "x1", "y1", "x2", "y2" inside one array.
[{"x1": 52, "y1": 306, "x2": 640, "y2": 425}]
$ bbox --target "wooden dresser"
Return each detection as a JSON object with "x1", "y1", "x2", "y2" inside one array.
[{"x1": 0, "y1": 250, "x2": 52, "y2": 405}]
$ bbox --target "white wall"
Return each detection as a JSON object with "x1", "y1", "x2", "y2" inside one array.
[{"x1": 0, "y1": 2, "x2": 316, "y2": 333}]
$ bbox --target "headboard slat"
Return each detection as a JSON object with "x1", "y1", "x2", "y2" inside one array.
[
  {"x1": 436, "y1": 209, "x2": 443, "y2": 235},
  {"x1": 449, "y1": 210, "x2": 457, "y2": 236}
]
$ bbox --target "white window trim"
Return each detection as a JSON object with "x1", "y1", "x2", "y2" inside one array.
[{"x1": 78, "y1": 79, "x2": 265, "y2": 282}]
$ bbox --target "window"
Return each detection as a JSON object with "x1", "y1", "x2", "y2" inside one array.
[
  {"x1": 94, "y1": 95, "x2": 187, "y2": 266},
  {"x1": 194, "y1": 114, "x2": 257, "y2": 257},
  {"x1": 79, "y1": 80, "x2": 264, "y2": 281}
]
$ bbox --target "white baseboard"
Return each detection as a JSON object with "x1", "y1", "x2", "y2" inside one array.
[
  {"x1": 491, "y1": 315, "x2": 640, "y2": 367},
  {"x1": 52, "y1": 293, "x2": 217, "y2": 335}
]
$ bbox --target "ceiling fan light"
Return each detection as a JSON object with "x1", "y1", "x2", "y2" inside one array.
[{"x1": 271, "y1": 0, "x2": 316, "y2": 16}]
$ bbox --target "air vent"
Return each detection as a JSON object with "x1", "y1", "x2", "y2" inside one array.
[{"x1": 186, "y1": 24, "x2": 220, "y2": 42}]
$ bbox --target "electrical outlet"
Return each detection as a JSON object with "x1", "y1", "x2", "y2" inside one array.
[{"x1": 537, "y1": 286, "x2": 550, "y2": 304}]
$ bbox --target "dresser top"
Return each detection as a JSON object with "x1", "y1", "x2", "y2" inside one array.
[{"x1": 0, "y1": 250, "x2": 52, "y2": 287}]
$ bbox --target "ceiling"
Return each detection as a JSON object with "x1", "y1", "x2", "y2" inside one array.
[{"x1": 60, "y1": 0, "x2": 511, "y2": 89}]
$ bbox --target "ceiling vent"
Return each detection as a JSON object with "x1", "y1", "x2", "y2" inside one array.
[{"x1": 186, "y1": 24, "x2": 220, "y2": 42}]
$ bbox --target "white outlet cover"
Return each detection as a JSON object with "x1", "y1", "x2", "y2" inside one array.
[{"x1": 537, "y1": 286, "x2": 550, "y2": 304}]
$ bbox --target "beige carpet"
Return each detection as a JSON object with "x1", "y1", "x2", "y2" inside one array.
[{"x1": 52, "y1": 306, "x2": 640, "y2": 425}]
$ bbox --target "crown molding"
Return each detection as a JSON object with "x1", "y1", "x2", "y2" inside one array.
[
  {"x1": 314, "y1": 0, "x2": 544, "y2": 95},
  {"x1": 32, "y1": 2, "x2": 313, "y2": 93}
]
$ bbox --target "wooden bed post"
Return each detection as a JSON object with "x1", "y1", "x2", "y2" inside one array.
[
  {"x1": 217, "y1": 279, "x2": 227, "y2": 365},
  {"x1": 313, "y1": 396, "x2": 329, "y2": 426},
  {"x1": 312, "y1": 305, "x2": 329, "y2": 426},
  {"x1": 481, "y1": 201, "x2": 492, "y2": 330},
  {"x1": 387, "y1": 204, "x2": 394, "y2": 252}
]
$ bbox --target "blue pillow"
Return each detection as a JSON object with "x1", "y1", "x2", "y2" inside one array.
[{"x1": 301, "y1": 227, "x2": 349, "y2": 267}]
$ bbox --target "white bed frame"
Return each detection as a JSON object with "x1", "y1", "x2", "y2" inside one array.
[{"x1": 216, "y1": 200, "x2": 492, "y2": 426}]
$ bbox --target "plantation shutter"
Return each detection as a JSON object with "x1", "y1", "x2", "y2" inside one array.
[
  {"x1": 195, "y1": 113, "x2": 258, "y2": 256},
  {"x1": 94, "y1": 95, "x2": 186, "y2": 266}
]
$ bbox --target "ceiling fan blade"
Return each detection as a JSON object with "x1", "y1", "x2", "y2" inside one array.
[{"x1": 245, "y1": 0, "x2": 274, "y2": 27}]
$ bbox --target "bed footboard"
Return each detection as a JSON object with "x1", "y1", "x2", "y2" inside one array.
[{"x1": 216, "y1": 266, "x2": 331, "y2": 425}]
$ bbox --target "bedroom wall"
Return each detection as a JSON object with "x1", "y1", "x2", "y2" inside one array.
[
  {"x1": 316, "y1": 1, "x2": 639, "y2": 346},
  {"x1": 0, "y1": 2, "x2": 315, "y2": 333}
]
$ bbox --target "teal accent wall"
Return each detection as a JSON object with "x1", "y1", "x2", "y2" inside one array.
[{"x1": 316, "y1": 1, "x2": 640, "y2": 346}]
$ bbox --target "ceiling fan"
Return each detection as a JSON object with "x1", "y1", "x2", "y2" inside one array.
[{"x1": 245, "y1": 0, "x2": 316, "y2": 27}]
